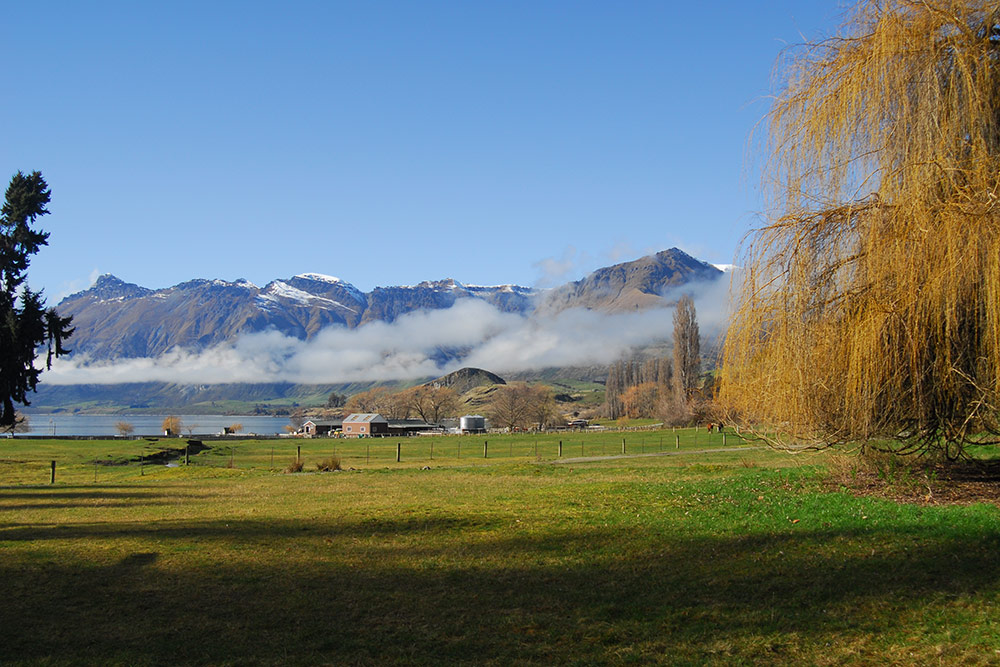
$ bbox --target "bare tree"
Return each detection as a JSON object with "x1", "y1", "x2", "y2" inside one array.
[
  {"x1": 115, "y1": 421, "x2": 135, "y2": 437},
  {"x1": 404, "y1": 386, "x2": 458, "y2": 424},
  {"x1": 488, "y1": 383, "x2": 533, "y2": 431},
  {"x1": 343, "y1": 387, "x2": 409, "y2": 417},
  {"x1": 526, "y1": 385, "x2": 558, "y2": 431},
  {"x1": 672, "y1": 295, "x2": 700, "y2": 404},
  {"x1": 3, "y1": 411, "x2": 30, "y2": 434},
  {"x1": 604, "y1": 361, "x2": 625, "y2": 419},
  {"x1": 161, "y1": 415, "x2": 182, "y2": 437},
  {"x1": 622, "y1": 382, "x2": 660, "y2": 419},
  {"x1": 287, "y1": 409, "x2": 305, "y2": 434}
]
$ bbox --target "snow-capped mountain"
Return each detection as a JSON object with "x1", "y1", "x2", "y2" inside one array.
[{"x1": 55, "y1": 248, "x2": 722, "y2": 361}]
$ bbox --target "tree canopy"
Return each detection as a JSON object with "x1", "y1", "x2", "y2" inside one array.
[
  {"x1": 0, "y1": 171, "x2": 73, "y2": 427},
  {"x1": 721, "y1": 1, "x2": 1000, "y2": 456}
]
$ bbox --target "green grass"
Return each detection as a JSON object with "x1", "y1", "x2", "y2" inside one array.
[
  {"x1": 2, "y1": 434, "x2": 999, "y2": 664},
  {"x1": 0, "y1": 428, "x2": 742, "y2": 485}
]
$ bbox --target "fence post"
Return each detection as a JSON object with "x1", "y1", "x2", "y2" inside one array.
[
  {"x1": 50, "y1": 460, "x2": 56, "y2": 485},
  {"x1": 723, "y1": 433, "x2": 727, "y2": 447},
  {"x1": 675, "y1": 434, "x2": 680, "y2": 449},
  {"x1": 622, "y1": 438, "x2": 626, "y2": 455},
  {"x1": 558, "y1": 440, "x2": 562, "y2": 457},
  {"x1": 297, "y1": 445, "x2": 301, "y2": 463},
  {"x1": 396, "y1": 442, "x2": 401, "y2": 463},
  {"x1": 483, "y1": 440, "x2": 488, "y2": 458}
]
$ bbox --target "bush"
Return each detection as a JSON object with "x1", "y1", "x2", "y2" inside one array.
[
  {"x1": 284, "y1": 459, "x2": 304, "y2": 473},
  {"x1": 316, "y1": 456, "x2": 342, "y2": 472}
]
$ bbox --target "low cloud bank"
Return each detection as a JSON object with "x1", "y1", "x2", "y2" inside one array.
[{"x1": 43, "y1": 277, "x2": 735, "y2": 385}]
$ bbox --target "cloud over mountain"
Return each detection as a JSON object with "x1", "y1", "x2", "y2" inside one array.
[{"x1": 44, "y1": 249, "x2": 728, "y2": 385}]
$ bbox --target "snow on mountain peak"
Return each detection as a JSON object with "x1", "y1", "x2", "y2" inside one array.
[{"x1": 296, "y1": 273, "x2": 345, "y2": 284}]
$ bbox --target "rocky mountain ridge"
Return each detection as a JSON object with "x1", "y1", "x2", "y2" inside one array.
[{"x1": 56, "y1": 248, "x2": 722, "y2": 362}]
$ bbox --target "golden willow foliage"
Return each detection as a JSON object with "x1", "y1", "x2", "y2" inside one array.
[{"x1": 721, "y1": 1, "x2": 1000, "y2": 456}]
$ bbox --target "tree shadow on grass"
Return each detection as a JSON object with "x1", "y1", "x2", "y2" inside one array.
[
  {"x1": 2, "y1": 515, "x2": 1000, "y2": 664},
  {"x1": 0, "y1": 486, "x2": 209, "y2": 514}
]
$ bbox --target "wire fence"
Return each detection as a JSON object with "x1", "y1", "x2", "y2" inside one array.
[{"x1": 0, "y1": 427, "x2": 751, "y2": 485}]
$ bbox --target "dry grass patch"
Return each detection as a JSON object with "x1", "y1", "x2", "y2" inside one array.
[
  {"x1": 316, "y1": 455, "x2": 342, "y2": 472},
  {"x1": 826, "y1": 450, "x2": 1000, "y2": 506}
]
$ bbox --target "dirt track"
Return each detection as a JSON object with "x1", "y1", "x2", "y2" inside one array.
[{"x1": 544, "y1": 446, "x2": 764, "y2": 465}]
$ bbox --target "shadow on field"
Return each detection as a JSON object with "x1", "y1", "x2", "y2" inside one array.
[
  {"x1": 0, "y1": 486, "x2": 206, "y2": 513},
  {"x1": 2, "y1": 514, "x2": 1000, "y2": 663}
]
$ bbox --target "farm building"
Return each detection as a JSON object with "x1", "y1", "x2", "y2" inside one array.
[
  {"x1": 388, "y1": 419, "x2": 440, "y2": 436},
  {"x1": 342, "y1": 413, "x2": 388, "y2": 437},
  {"x1": 302, "y1": 420, "x2": 341, "y2": 437}
]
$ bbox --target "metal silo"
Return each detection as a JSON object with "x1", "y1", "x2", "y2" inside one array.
[{"x1": 460, "y1": 415, "x2": 486, "y2": 433}]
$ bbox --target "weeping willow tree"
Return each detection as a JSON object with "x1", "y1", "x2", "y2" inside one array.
[{"x1": 721, "y1": 1, "x2": 1000, "y2": 457}]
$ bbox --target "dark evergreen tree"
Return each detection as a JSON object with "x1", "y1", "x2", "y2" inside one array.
[{"x1": 0, "y1": 171, "x2": 73, "y2": 427}]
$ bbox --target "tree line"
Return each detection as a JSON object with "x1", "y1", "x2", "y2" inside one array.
[{"x1": 603, "y1": 294, "x2": 704, "y2": 424}]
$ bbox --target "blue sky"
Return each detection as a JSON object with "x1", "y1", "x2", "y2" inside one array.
[{"x1": 3, "y1": 1, "x2": 845, "y2": 302}]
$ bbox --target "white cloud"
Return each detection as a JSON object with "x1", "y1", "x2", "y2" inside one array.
[
  {"x1": 531, "y1": 245, "x2": 592, "y2": 288},
  {"x1": 52, "y1": 268, "x2": 101, "y2": 302}
]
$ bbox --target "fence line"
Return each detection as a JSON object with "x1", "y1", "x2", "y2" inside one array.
[{"x1": 0, "y1": 427, "x2": 750, "y2": 485}]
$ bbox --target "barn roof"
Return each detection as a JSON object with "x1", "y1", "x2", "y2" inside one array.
[{"x1": 343, "y1": 413, "x2": 388, "y2": 423}]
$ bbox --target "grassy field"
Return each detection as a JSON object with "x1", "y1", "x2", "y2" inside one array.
[{"x1": 2, "y1": 431, "x2": 1000, "y2": 664}]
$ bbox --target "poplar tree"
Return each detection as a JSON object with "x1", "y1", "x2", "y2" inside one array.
[
  {"x1": 604, "y1": 361, "x2": 625, "y2": 419},
  {"x1": 0, "y1": 171, "x2": 73, "y2": 427},
  {"x1": 672, "y1": 295, "x2": 700, "y2": 404},
  {"x1": 722, "y1": 1, "x2": 1000, "y2": 456}
]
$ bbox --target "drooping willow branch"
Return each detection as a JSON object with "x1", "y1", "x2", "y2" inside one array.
[{"x1": 721, "y1": 1, "x2": 1000, "y2": 457}]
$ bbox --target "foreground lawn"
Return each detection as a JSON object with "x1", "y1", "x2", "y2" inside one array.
[{"x1": 2, "y1": 446, "x2": 1000, "y2": 664}]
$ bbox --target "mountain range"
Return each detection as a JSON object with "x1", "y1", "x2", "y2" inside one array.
[{"x1": 56, "y1": 248, "x2": 723, "y2": 362}]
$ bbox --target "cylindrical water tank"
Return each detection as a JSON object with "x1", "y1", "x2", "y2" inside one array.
[{"x1": 460, "y1": 415, "x2": 486, "y2": 432}]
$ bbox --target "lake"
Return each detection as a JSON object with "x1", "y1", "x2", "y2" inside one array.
[{"x1": 20, "y1": 414, "x2": 293, "y2": 437}]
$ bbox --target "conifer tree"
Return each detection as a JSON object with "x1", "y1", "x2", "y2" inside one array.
[{"x1": 0, "y1": 171, "x2": 73, "y2": 427}]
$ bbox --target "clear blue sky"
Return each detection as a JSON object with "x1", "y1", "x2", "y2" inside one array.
[{"x1": 3, "y1": 1, "x2": 845, "y2": 302}]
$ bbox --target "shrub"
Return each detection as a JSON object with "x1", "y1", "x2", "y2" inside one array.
[
  {"x1": 284, "y1": 459, "x2": 304, "y2": 473},
  {"x1": 316, "y1": 456, "x2": 342, "y2": 472}
]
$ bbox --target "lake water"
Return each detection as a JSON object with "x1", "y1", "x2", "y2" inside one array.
[{"x1": 21, "y1": 413, "x2": 292, "y2": 437}]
